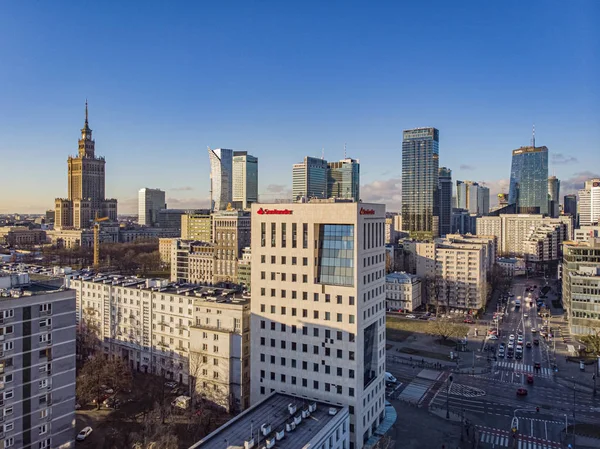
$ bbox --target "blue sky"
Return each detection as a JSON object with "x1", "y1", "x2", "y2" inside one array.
[{"x1": 1, "y1": 0, "x2": 598, "y2": 213}]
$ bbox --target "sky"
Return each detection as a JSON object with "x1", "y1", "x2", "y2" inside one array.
[{"x1": 0, "y1": 0, "x2": 599, "y2": 214}]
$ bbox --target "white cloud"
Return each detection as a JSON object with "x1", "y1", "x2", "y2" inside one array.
[{"x1": 360, "y1": 178, "x2": 402, "y2": 211}]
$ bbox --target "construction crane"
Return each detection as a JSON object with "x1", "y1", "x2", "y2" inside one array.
[{"x1": 93, "y1": 215, "x2": 109, "y2": 269}]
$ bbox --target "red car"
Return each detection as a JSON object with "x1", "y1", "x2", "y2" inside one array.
[
  {"x1": 527, "y1": 375, "x2": 534, "y2": 384},
  {"x1": 516, "y1": 388, "x2": 528, "y2": 396}
]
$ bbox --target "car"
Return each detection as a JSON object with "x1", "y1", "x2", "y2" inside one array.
[
  {"x1": 515, "y1": 352, "x2": 522, "y2": 359},
  {"x1": 499, "y1": 342, "x2": 506, "y2": 349},
  {"x1": 516, "y1": 388, "x2": 528, "y2": 396},
  {"x1": 527, "y1": 375, "x2": 534, "y2": 384},
  {"x1": 464, "y1": 318, "x2": 474, "y2": 324},
  {"x1": 534, "y1": 362, "x2": 541, "y2": 370},
  {"x1": 77, "y1": 426, "x2": 93, "y2": 441},
  {"x1": 165, "y1": 381, "x2": 178, "y2": 389},
  {"x1": 531, "y1": 328, "x2": 537, "y2": 334},
  {"x1": 487, "y1": 334, "x2": 498, "y2": 340},
  {"x1": 405, "y1": 314, "x2": 416, "y2": 319},
  {"x1": 523, "y1": 314, "x2": 528, "y2": 318},
  {"x1": 517, "y1": 329, "x2": 523, "y2": 335},
  {"x1": 506, "y1": 351, "x2": 513, "y2": 358},
  {"x1": 385, "y1": 372, "x2": 397, "y2": 384},
  {"x1": 533, "y1": 339, "x2": 540, "y2": 346},
  {"x1": 526, "y1": 341, "x2": 532, "y2": 348},
  {"x1": 509, "y1": 334, "x2": 515, "y2": 341}
]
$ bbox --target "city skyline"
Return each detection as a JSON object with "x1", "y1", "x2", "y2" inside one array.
[{"x1": 1, "y1": 1, "x2": 599, "y2": 214}]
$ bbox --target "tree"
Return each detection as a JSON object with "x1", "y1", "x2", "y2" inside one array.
[
  {"x1": 424, "y1": 275, "x2": 443, "y2": 314},
  {"x1": 385, "y1": 252, "x2": 394, "y2": 274},
  {"x1": 580, "y1": 335, "x2": 600, "y2": 355},
  {"x1": 76, "y1": 356, "x2": 133, "y2": 409},
  {"x1": 76, "y1": 319, "x2": 101, "y2": 360},
  {"x1": 188, "y1": 351, "x2": 234, "y2": 412},
  {"x1": 130, "y1": 406, "x2": 179, "y2": 449},
  {"x1": 427, "y1": 319, "x2": 469, "y2": 342}
]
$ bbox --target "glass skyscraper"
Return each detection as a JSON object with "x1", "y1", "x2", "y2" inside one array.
[
  {"x1": 508, "y1": 146, "x2": 549, "y2": 215},
  {"x1": 327, "y1": 158, "x2": 360, "y2": 201},
  {"x1": 208, "y1": 148, "x2": 233, "y2": 211},
  {"x1": 292, "y1": 156, "x2": 328, "y2": 201},
  {"x1": 438, "y1": 167, "x2": 452, "y2": 236},
  {"x1": 401, "y1": 127, "x2": 440, "y2": 239}
]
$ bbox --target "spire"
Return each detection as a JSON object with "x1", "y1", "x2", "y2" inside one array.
[
  {"x1": 85, "y1": 99, "x2": 89, "y2": 125},
  {"x1": 531, "y1": 124, "x2": 535, "y2": 148}
]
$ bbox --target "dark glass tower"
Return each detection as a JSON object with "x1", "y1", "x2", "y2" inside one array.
[
  {"x1": 401, "y1": 127, "x2": 440, "y2": 239},
  {"x1": 564, "y1": 194, "x2": 577, "y2": 216},
  {"x1": 438, "y1": 167, "x2": 452, "y2": 236},
  {"x1": 508, "y1": 146, "x2": 549, "y2": 215}
]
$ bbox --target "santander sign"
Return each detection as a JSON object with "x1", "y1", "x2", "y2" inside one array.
[
  {"x1": 359, "y1": 208, "x2": 375, "y2": 215},
  {"x1": 257, "y1": 208, "x2": 293, "y2": 215}
]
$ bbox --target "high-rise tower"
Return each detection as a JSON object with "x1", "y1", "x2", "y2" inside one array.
[
  {"x1": 292, "y1": 156, "x2": 328, "y2": 201},
  {"x1": 54, "y1": 102, "x2": 117, "y2": 229},
  {"x1": 508, "y1": 145, "x2": 549, "y2": 215},
  {"x1": 327, "y1": 158, "x2": 360, "y2": 201},
  {"x1": 138, "y1": 188, "x2": 166, "y2": 226},
  {"x1": 547, "y1": 176, "x2": 560, "y2": 218},
  {"x1": 438, "y1": 167, "x2": 452, "y2": 236},
  {"x1": 401, "y1": 127, "x2": 440, "y2": 239},
  {"x1": 456, "y1": 180, "x2": 489, "y2": 215},
  {"x1": 232, "y1": 151, "x2": 258, "y2": 209},
  {"x1": 208, "y1": 148, "x2": 233, "y2": 211}
]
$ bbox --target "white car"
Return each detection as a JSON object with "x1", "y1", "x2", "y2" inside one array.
[
  {"x1": 487, "y1": 334, "x2": 498, "y2": 340},
  {"x1": 405, "y1": 314, "x2": 416, "y2": 319},
  {"x1": 76, "y1": 426, "x2": 93, "y2": 441},
  {"x1": 523, "y1": 314, "x2": 528, "y2": 318},
  {"x1": 509, "y1": 334, "x2": 515, "y2": 342}
]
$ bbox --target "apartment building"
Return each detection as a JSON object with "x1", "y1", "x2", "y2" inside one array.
[
  {"x1": 170, "y1": 240, "x2": 216, "y2": 284},
  {"x1": 212, "y1": 210, "x2": 251, "y2": 284},
  {"x1": 562, "y1": 237, "x2": 600, "y2": 335},
  {"x1": 250, "y1": 200, "x2": 387, "y2": 449},
  {"x1": 181, "y1": 212, "x2": 212, "y2": 242},
  {"x1": 158, "y1": 238, "x2": 173, "y2": 264},
  {"x1": 237, "y1": 247, "x2": 251, "y2": 293},
  {"x1": 0, "y1": 285, "x2": 76, "y2": 449},
  {"x1": 70, "y1": 276, "x2": 250, "y2": 410},
  {"x1": 522, "y1": 223, "x2": 563, "y2": 266},
  {"x1": 385, "y1": 272, "x2": 421, "y2": 312}
]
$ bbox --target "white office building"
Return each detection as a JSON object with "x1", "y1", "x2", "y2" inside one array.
[
  {"x1": 250, "y1": 200, "x2": 386, "y2": 449},
  {"x1": 138, "y1": 188, "x2": 166, "y2": 226},
  {"x1": 578, "y1": 179, "x2": 600, "y2": 226},
  {"x1": 232, "y1": 151, "x2": 258, "y2": 210}
]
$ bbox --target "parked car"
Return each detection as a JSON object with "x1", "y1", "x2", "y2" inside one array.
[
  {"x1": 165, "y1": 381, "x2": 178, "y2": 389},
  {"x1": 527, "y1": 375, "x2": 534, "y2": 384},
  {"x1": 533, "y1": 339, "x2": 540, "y2": 346},
  {"x1": 77, "y1": 427, "x2": 93, "y2": 441},
  {"x1": 405, "y1": 314, "x2": 416, "y2": 319},
  {"x1": 526, "y1": 342, "x2": 532, "y2": 348},
  {"x1": 487, "y1": 334, "x2": 498, "y2": 340}
]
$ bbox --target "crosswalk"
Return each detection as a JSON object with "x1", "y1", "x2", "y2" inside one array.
[
  {"x1": 477, "y1": 426, "x2": 562, "y2": 449},
  {"x1": 495, "y1": 361, "x2": 554, "y2": 377}
]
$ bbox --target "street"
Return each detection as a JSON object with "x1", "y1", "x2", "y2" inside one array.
[{"x1": 387, "y1": 276, "x2": 600, "y2": 448}]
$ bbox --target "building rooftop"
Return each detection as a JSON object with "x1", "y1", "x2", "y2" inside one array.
[
  {"x1": 386, "y1": 272, "x2": 420, "y2": 284},
  {"x1": 70, "y1": 274, "x2": 250, "y2": 304},
  {"x1": 190, "y1": 392, "x2": 347, "y2": 449}
]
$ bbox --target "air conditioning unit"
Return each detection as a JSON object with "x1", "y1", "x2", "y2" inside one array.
[
  {"x1": 328, "y1": 407, "x2": 338, "y2": 416},
  {"x1": 294, "y1": 414, "x2": 302, "y2": 425},
  {"x1": 285, "y1": 421, "x2": 295, "y2": 432},
  {"x1": 287, "y1": 403, "x2": 296, "y2": 415},
  {"x1": 309, "y1": 402, "x2": 317, "y2": 413},
  {"x1": 301, "y1": 409, "x2": 310, "y2": 418},
  {"x1": 261, "y1": 423, "x2": 271, "y2": 436},
  {"x1": 275, "y1": 429, "x2": 285, "y2": 440},
  {"x1": 244, "y1": 439, "x2": 255, "y2": 449},
  {"x1": 265, "y1": 438, "x2": 275, "y2": 449}
]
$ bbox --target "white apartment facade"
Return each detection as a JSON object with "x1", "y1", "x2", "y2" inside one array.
[
  {"x1": 70, "y1": 276, "x2": 250, "y2": 410},
  {"x1": 138, "y1": 188, "x2": 166, "y2": 226},
  {"x1": 578, "y1": 179, "x2": 600, "y2": 226},
  {"x1": 385, "y1": 272, "x2": 422, "y2": 312},
  {"x1": 232, "y1": 151, "x2": 258, "y2": 210},
  {"x1": 250, "y1": 201, "x2": 387, "y2": 449}
]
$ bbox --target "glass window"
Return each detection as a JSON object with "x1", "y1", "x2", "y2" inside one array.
[{"x1": 316, "y1": 224, "x2": 354, "y2": 286}]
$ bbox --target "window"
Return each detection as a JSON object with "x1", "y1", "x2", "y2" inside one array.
[
  {"x1": 292, "y1": 256, "x2": 297, "y2": 265},
  {"x1": 40, "y1": 304, "x2": 52, "y2": 314},
  {"x1": 2, "y1": 310, "x2": 14, "y2": 319},
  {"x1": 4, "y1": 406, "x2": 13, "y2": 416},
  {"x1": 325, "y1": 312, "x2": 330, "y2": 320},
  {"x1": 337, "y1": 313, "x2": 343, "y2": 322},
  {"x1": 4, "y1": 437, "x2": 14, "y2": 448},
  {"x1": 3, "y1": 374, "x2": 13, "y2": 383},
  {"x1": 3, "y1": 341, "x2": 13, "y2": 351},
  {"x1": 261, "y1": 255, "x2": 266, "y2": 263},
  {"x1": 281, "y1": 223, "x2": 287, "y2": 248},
  {"x1": 40, "y1": 334, "x2": 52, "y2": 344},
  {"x1": 39, "y1": 438, "x2": 51, "y2": 449},
  {"x1": 39, "y1": 379, "x2": 50, "y2": 389},
  {"x1": 261, "y1": 223, "x2": 266, "y2": 247},
  {"x1": 4, "y1": 422, "x2": 14, "y2": 432},
  {"x1": 39, "y1": 424, "x2": 48, "y2": 435},
  {"x1": 292, "y1": 223, "x2": 297, "y2": 248},
  {"x1": 302, "y1": 257, "x2": 308, "y2": 266},
  {"x1": 271, "y1": 222, "x2": 276, "y2": 247},
  {"x1": 3, "y1": 390, "x2": 13, "y2": 400}
]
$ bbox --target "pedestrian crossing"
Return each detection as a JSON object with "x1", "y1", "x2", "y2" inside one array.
[
  {"x1": 495, "y1": 361, "x2": 553, "y2": 376},
  {"x1": 477, "y1": 426, "x2": 562, "y2": 449}
]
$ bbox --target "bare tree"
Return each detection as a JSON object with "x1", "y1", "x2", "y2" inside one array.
[
  {"x1": 76, "y1": 319, "x2": 101, "y2": 361},
  {"x1": 76, "y1": 356, "x2": 133, "y2": 409},
  {"x1": 188, "y1": 351, "x2": 235, "y2": 413},
  {"x1": 427, "y1": 319, "x2": 469, "y2": 343}
]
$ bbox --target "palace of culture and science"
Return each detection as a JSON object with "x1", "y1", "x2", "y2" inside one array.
[{"x1": 54, "y1": 102, "x2": 117, "y2": 229}]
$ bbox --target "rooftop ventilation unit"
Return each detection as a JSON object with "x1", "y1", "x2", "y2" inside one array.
[
  {"x1": 265, "y1": 438, "x2": 275, "y2": 449},
  {"x1": 275, "y1": 429, "x2": 285, "y2": 440},
  {"x1": 294, "y1": 414, "x2": 302, "y2": 425},
  {"x1": 287, "y1": 403, "x2": 297, "y2": 415},
  {"x1": 244, "y1": 439, "x2": 255, "y2": 449},
  {"x1": 328, "y1": 407, "x2": 338, "y2": 416},
  {"x1": 309, "y1": 402, "x2": 317, "y2": 413},
  {"x1": 301, "y1": 408, "x2": 310, "y2": 418},
  {"x1": 285, "y1": 421, "x2": 296, "y2": 432},
  {"x1": 261, "y1": 423, "x2": 271, "y2": 436}
]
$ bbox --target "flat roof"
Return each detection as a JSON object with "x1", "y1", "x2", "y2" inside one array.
[{"x1": 190, "y1": 393, "x2": 347, "y2": 449}]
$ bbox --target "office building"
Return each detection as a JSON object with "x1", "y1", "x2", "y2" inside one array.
[
  {"x1": 578, "y1": 179, "x2": 600, "y2": 226},
  {"x1": 574, "y1": 226, "x2": 600, "y2": 241},
  {"x1": 54, "y1": 102, "x2": 118, "y2": 229},
  {"x1": 508, "y1": 145, "x2": 549, "y2": 215},
  {"x1": 384, "y1": 213, "x2": 397, "y2": 244},
  {"x1": 547, "y1": 176, "x2": 560, "y2": 218},
  {"x1": 393, "y1": 214, "x2": 402, "y2": 233},
  {"x1": 45, "y1": 210, "x2": 55, "y2": 225},
  {"x1": 476, "y1": 214, "x2": 572, "y2": 256},
  {"x1": 232, "y1": 151, "x2": 259, "y2": 209},
  {"x1": 562, "y1": 236, "x2": 600, "y2": 335},
  {"x1": 0, "y1": 227, "x2": 46, "y2": 246},
  {"x1": 563, "y1": 194, "x2": 577, "y2": 217},
  {"x1": 250, "y1": 200, "x2": 386, "y2": 449},
  {"x1": 0, "y1": 281, "x2": 77, "y2": 448},
  {"x1": 401, "y1": 127, "x2": 440, "y2": 240},
  {"x1": 189, "y1": 392, "x2": 350, "y2": 449},
  {"x1": 237, "y1": 247, "x2": 251, "y2": 292},
  {"x1": 438, "y1": 167, "x2": 453, "y2": 236},
  {"x1": 402, "y1": 240, "x2": 436, "y2": 279},
  {"x1": 138, "y1": 188, "x2": 166, "y2": 226},
  {"x1": 522, "y1": 223, "x2": 565, "y2": 271},
  {"x1": 181, "y1": 211, "x2": 213, "y2": 242},
  {"x1": 212, "y1": 210, "x2": 251, "y2": 284},
  {"x1": 327, "y1": 158, "x2": 360, "y2": 201},
  {"x1": 450, "y1": 208, "x2": 477, "y2": 235},
  {"x1": 292, "y1": 156, "x2": 328, "y2": 201},
  {"x1": 208, "y1": 148, "x2": 233, "y2": 211},
  {"x1": 71, "y1": 276, "x2": 250, "y2": 411},
  {"x1": 385, "y1": 272, "x2": 422, "y2": 312},
  {"x1": 159, "y1": 238, "x2": 174, "y2": 263},
  {"x1": 456, "y1": 180, "x2": 489, "y2": 216}
]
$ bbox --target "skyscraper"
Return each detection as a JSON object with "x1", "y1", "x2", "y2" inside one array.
[
  {"x1": 456, "y1": 180, "x2": 489, "y2": 215},
  {"x1": 563, "y1": 194, "x2": 577, "y2": 217},
  {"x1": 138, "y1": 188, "x2": 166, "y2": 226},
  {"x1": 508, "y1": 145, "x2": 549, "y2": 215},
  {"x1": 250, "y1": 200, "x2": 386, "y2": 449},
  {"x1": 54, "y1": 102, "x2": 118, "y2": 229},
  {"x1": 327, "y1": 158, "x2": 360, "y2": 201},
  {"x1": 547, "y1": 176, "x2": 560, "y2": 218},
  {"x1": 438, "y1": 167, "x2": 452, "y2": 236},
  {"x1": 232, "y1": 151, "x2": 258, "y2": 209},
  {"x1": 578, "y1": 178, "x2": 600, "y2": 226},
  {"x1": 208, "y1": 148, "x2": 233, "y2": 211},
  {"x1": 292, "y1": 156, "x2": 328, "y2": 201},
  {"x1": 401, "y1": 127, "x2": 440, "y2": 239}
]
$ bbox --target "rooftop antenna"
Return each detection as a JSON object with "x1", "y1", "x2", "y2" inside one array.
[
  {"x1": 344, "y1": 142, "x2": 347, "y2": 159},
  {"x1": 531, "y1": 124, "x2": 536, "y2": 147},
  {"x1": 321, "y1": 147, "x2": 325, "y2": 160}
]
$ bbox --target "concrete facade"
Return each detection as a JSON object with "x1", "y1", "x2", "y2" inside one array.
[
  {"x1": 385, "y1": 272, "x2": 422, "y2": 312},
  {"x1": 250, "y1": 201, "x2": 386, "y2": 449}
]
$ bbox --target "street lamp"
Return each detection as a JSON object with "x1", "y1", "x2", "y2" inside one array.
[{"x1": 446, "y1": 375, "x2": 453, "y2": 419}]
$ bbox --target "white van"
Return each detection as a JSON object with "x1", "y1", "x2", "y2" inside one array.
[{"x1": 385, "y1": 372, "x2": 397, "y2": 384}]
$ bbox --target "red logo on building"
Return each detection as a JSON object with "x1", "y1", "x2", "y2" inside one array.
[
  {"x1": 359, "y1": 208, "x2": 375, "y2": 215},
  {"x1": 257, "y1": 208, "x2": 293, "y2": 215}
]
